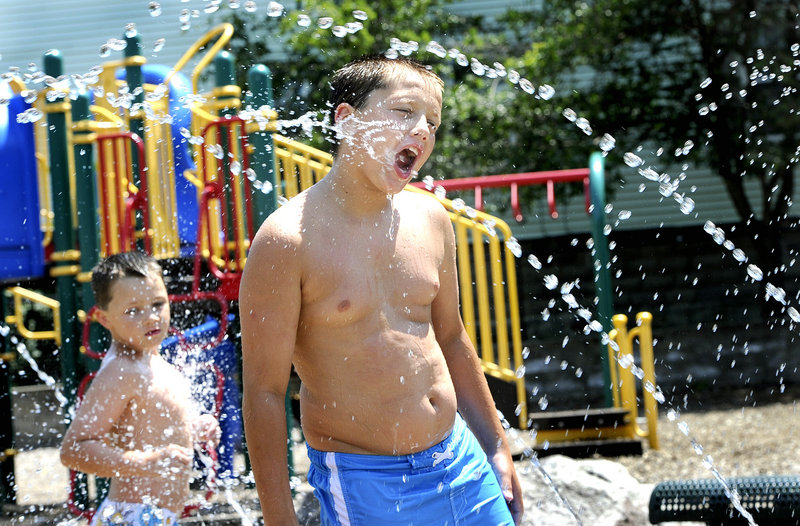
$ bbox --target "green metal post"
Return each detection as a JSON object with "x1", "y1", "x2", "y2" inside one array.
[
  {"x1": 124, "y1": 30, "x2": 144, "y2": 188},
  {"x1": 124, "y1": 29, "x2": 147, "y2": 254},
  {"x1": 214, "y1": 51, "x2": 238, "y2": 239},
  {"x1": 44, "y1": 50, "x2": 89, "y2": 509},
  {"x1": 588, "y1": 152, "x2": 614, "y2": 407},
  {"x1": 246, "y1": 64, "x2": 278, "y2": 225},
  {"x1": 0, "y1": 297, "x2": 15, "y2": 505},
  {"x1": 71, "y1": 92, "x2": 102, "y2": 362},
  {"x1": 44, "y1": 50, "x2": 79, "y2": 406}
]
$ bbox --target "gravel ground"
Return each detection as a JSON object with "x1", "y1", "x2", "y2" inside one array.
[
  {"x1": 616, "y1": 396, "x2": 800, "y2": 485},
  {"x1": 2, "y1": 396, "x2": 798, "y2": 524}
]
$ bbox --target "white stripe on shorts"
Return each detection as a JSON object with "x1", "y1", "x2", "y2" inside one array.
[{"x1": 325, "y1": 452, "x2": 351, "y2": 526}]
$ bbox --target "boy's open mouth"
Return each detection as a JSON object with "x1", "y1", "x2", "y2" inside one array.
[{"x1": 395, "y1": 146, "x2": 419, "y2": 177}]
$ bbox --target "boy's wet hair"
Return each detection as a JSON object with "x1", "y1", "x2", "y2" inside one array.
[
  {"x1": 91, "y1": 252, "x2": 163, "y2": 309},
  {"x1": 327, "y1": 55, "x2": 444, "y2": 155}
]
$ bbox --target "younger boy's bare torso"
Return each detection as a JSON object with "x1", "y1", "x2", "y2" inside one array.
[
  {"x1": 104, "y1": 348, "x2": 194, "y2": 512},
  {"x1": 285, "y1": 188, "x2": 458, "y2": 455}
]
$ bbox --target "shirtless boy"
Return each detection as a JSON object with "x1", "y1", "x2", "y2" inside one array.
[
  {"x1": 240, "y1": 55, "x2": 523, "y2": 526},
  {"x1": 60, "y1": 252, "x2": 219, "y2": 526}
]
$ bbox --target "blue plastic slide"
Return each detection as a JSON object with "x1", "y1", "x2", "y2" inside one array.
[{"x1": 0, "y1": 82, "x2": 45, "y2": 280}]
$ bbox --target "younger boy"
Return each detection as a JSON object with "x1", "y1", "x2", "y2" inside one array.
[{"x1": 60, "y1": 252, "x2": 219, "y2": 526}]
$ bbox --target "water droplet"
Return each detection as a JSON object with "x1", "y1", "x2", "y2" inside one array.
[
  {"x1": 345, "y1": 22, "x2": 363, "y2": 33},
  {"x1": 505, "y1": 237, "x2": 522, "y2": 258},
  {"x1": 266, "y1": 1, "x2": 283, "y2": 16},
  {"x1": 518, "y1": 78, "x2": 535, "y2": 94},
  {"x1": 527, "y1": 254, "x2": 542, "y2": 270},
  {"x1": 245, "y1": 1, "x2": 257, "y2": 13},
  {"x1": 788, "y1": 307, "x2": 800, "y2": 322},
  {"x1": 317, "y1": 17, "x2": 333, "y2": 29},
  {"x1": 599, "y1": 133, "x2": 616, "y2": 152},
  {"x1": 543, "y1": 275, "x2": 558, "y2": 290},
  {"x1": 636, "y1": 168, "x2": 661, "y2": 181},
  {"x1": 16, "y1": 107, "x2": 43, "y2": 123},
  {"x1": 153, "y1": 38, "x2": 165, "y2": 53},
  {"x1": 469, "y1": 58, "x2": 485, "y2": 76},
  {"x1": 333, "y1": 25, "x2": 348, "y2": 38},
  {"x1": 624, "y1": 152, "x2": 644, "y2": 167},
  {"x1": 515, "y1": 365, "x2": 526, "y2": 378},
  {"x1": 562, "y1": 107, "x2": 577, "y2": 122},
  {"x1": 297, "y1": 14, "x2": 311, "y2": 27},
  {"x1": 700, "y1": 77, "x2": 712, "y2": 89},
  {"x1": 679, "y1": 196, "x2": 695, "y2": 214},
  {"x1": 538, "y1": 396, "x2": 549, "y2": 410},
  {"x1": 507, "y1": 70, "x2": 520, "y2": 84},
  {"x1": 618, "y1": 210, "x2": 632, "y2": 220},
  {"x1": 746, "y1": 263, "x2": 763, "y2": 281},
  {"x1": 149, "y1": 2, "x2": 162, "y2": 16},
  {"x1": 426, "y1": 41, "x2": 447, "y2": 58},
  {"x1": 204, "y1": 1, "x2": 221, "y2": 14},
  {"x1": 538, "y1": 84, "x2": 555, "y2": 100}
]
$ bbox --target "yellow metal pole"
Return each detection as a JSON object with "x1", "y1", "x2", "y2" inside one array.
[{"x1": 636, "y1": 312, "x2": 659, "y2": 449}]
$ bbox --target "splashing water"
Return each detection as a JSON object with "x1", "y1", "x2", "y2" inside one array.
[{"x1": 12, "y1": 337, "x2": 69, "y2": 408}]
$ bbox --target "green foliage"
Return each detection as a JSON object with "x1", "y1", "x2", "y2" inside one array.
[{"x1": 505, "y1": 0, "x2": 800, "y2": 227}]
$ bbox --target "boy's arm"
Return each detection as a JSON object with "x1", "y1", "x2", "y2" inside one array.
[
  {"x1": 59, "y1": 361, "x2": 192, "y2": 478},
  {"x1": 239, "y1": 220, "x2": 302, "y2": 526},
  {"x1": 430, "y1": 207, "x2": 524, "y2": 525}
]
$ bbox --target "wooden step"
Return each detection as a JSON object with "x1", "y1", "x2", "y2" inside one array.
[
  {"x1": 532, "y1": 438, "x2": 644, "y2": 459},
  {"x1": 529, "y1": 407, "x2": 631, "y2": 431}
]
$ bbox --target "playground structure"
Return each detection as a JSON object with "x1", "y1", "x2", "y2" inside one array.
[{"x1": 0, "y1": 22, "x2": 660, "y2": 517}]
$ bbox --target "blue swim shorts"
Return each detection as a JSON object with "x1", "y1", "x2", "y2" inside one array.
[
  {"x1": 305, "y1": 414, "x2": 514, "y2": 526},
  {"x1": 90, "y1": 498, "x2": 178, "y2": 526}
]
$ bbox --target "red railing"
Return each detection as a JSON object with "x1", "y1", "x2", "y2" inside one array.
[
  {"x1": 195, "y1": 116, "x2": 253, "y2": 301},
  {"x1": 96, "y1": 132, "x2": 151, "y2": 254},
  {"x1": 411, "y1": 168, "x2": 591, "y2": 221}
]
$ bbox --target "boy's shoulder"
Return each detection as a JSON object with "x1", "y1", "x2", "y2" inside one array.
[
  {"x1": 397, "y1": 187, "x2": 449, "y2": 218},
  {"x1": 94, "y1": 349, "x2": 151, "y2": 387}
]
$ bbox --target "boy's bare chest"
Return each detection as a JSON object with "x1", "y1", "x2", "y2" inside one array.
[
  {"x1": 117, "y1": 364, "x2": 192, "y2": 442},
  {"x1": 300, "y1": 223, "x2": 441, "y2": 326}
]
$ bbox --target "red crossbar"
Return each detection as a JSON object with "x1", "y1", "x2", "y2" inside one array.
[{"x1": 411, "y1": 168, "x2": 591, "y2": 221}]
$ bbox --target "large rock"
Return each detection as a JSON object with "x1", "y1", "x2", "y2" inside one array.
[
  {"x1": 292, "y1": 455, "x2": 655, "y2": 526},
  {"x1": 519, "y1": 455, "x2": 653, "y2": 525}
]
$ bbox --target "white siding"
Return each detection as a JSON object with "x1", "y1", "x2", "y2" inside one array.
[
  {"x1": 447, "y1": 0, "x2": 538, "y2": 17},
  {"x1": 0, "y1": 1, "x2": 215, "y2": 77}
]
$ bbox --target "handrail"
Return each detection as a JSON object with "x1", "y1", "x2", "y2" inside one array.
[
  {"x1": 3, "y1": 287, "x2": 61, "y2": 345},
  {"x1": 607, "y1": 312, "x2": 659, "y2": 449},
  {"x1": 411, "y1": 168, "x2": 591, "y2": 221},
  {"x1": 165, "y1": 23, "x2": 234, "y2": 94}
]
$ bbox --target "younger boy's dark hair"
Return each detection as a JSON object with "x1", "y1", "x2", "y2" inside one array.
[
  {"x1": 327, "y1": 54, "x2": 444, "y2": 156},
  {"x1": 91, "y1": 252, "x2": 163, "y2": 309}
]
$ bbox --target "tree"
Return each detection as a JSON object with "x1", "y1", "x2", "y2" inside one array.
[{"x1": 503, "y1": 0, "x2": 800, "y2": 281}]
